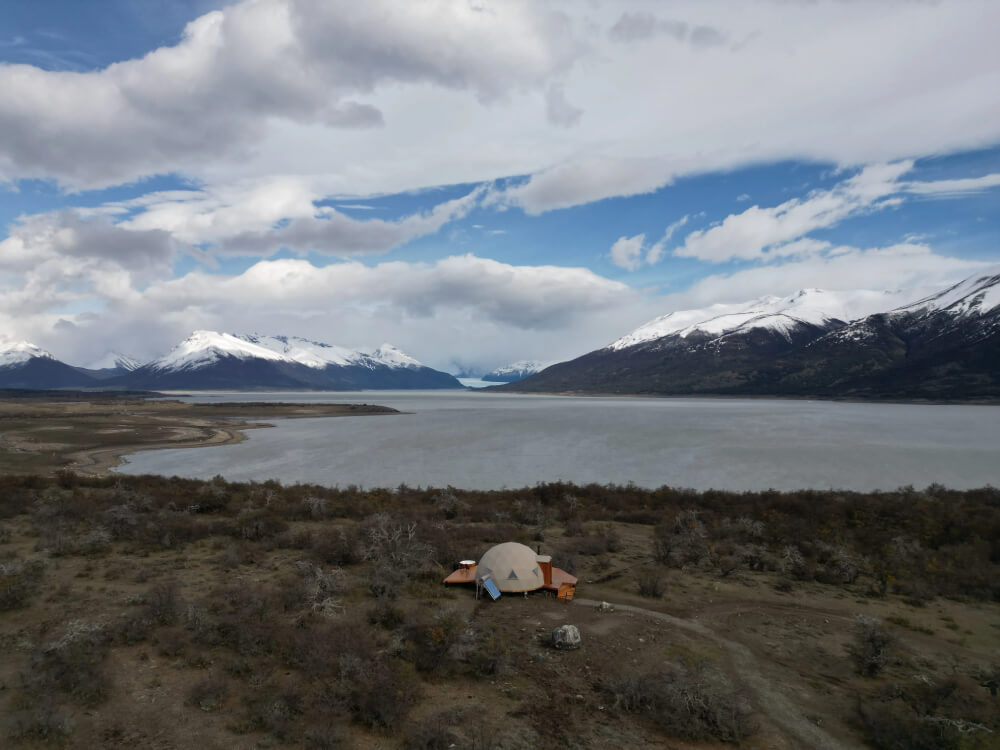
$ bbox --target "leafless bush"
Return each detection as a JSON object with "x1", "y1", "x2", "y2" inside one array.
[
  {"x1": 312, "y1": 526, "x2": 362, "y2": 565},
  {"x1": 606, "y1": 661, "x2": 755, "y2": 742},
  {"x1": 740, "y1": 543, "x2": 776, "y2": 571},
  {"x1": 434, "y1": 491, "x2": 466, "y2": 520},
  {"x1": 303, "y1": 494, "x2": 330, "y2": 519},
  {"x1": 187, "y1": 672, "x2": 229, "y2": 712},
  {"x1": 780, "y1": 545, "x2": 809, "y2": 579},
  {"x1": 8, "y1": 703, "x2": 73, "y2": 744},
  {"x1": 404, "y1": 710, "x2": 459, "y2": 750},
  {"x1": 154, "y1": 626, "x2": 187, "y2": 658},
  {"x1": 146, "y1": 581, "x2": 182, "y2": 626},
  {"x1": 654, "y1": 511, "x2": 709, "y2": 568},
  {"x1": 850, "y1": 615, "x2": 897, "y2": 677},
  {"x1": 293, "y1": 561, "x2": 347, "y2": 615},
  {"x1": 636, "y1": 570, "x2": 665, "y2": 598},
  {"x1": 815, "y1": 543, "x2": 867, "y2": 585},
  {"x1": 243, "y1": 684, "x2": 304, "y2": 740},
  {"x1": 368, "y1": 560, "x2": 408, "y2": 601},
  {"x1": 29, "y1": 620, "x2": 111, "y2": 706},
  {"x1": 362, "y1": 514, "x2": 434, "y2": 572},
  {"x1": 304, "y1": 723, "x2": 348, "y2": 749},
  {"x1": 0, "y1": 559, "x2": 44, "y2": 610},
  {"x1": 466, "y1": 626, "x2": 513, "y2": 677},
  {"x1": 402, "y1": 609, "x2": 472, "y2": 673},
  {"x1": 75, "y1": 525, "x2": 113, "y2": 555},
  {"x1": 342, "y1": 658, "x2": 419, "y2": 729}
]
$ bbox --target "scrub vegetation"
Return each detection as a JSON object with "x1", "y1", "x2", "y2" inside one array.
[{"x1": 0, "y1": 473, "x2": 997, "y2": 748}]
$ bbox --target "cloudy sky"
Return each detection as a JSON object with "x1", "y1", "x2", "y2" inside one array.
[{"x1": 1, "y1": 0, "x2": 999, "y2": 373}]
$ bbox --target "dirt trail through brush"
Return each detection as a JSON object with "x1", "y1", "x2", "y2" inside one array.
[{"x1": 575, "y1": 597, "x2": 848, "y2": 750}]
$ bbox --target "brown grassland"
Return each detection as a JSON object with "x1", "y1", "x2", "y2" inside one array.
[{"x1": 0, "y1": 473, "x2": 998, "y2": 749}]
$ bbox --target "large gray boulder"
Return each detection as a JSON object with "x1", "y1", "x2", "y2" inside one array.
[{"x1": 551, "y1": 624, "x2": 581, "y2": 650}]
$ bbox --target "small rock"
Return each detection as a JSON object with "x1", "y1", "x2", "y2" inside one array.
[{"x1": 551, "y1": 624, "x2": 581, "y2": 650}]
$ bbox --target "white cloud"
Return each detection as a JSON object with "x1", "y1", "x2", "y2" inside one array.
[
  {"x1": 610, "y1": 214, "x2": 689, "y2": 271},
  {"x1": 0, "y1": 211, "x2": 180, "y2": 275},
  {"x1": 903, "y1": 173, "x2": 1000, "y2": 196},
  {"x1": 498, "y1": 155, "x2": 682, "y2": 215},
  {"x1": 646, "y1": 215, "x2": 689, "y2": 265},
  {"x1": 663, "y1": 243, "x2": 986, "y2": 311},
  {"x1": 610, "y1": 234, "x2": 645, "y2": 271},
  {"x1": 0, "y1": 0, "x2": 582, "y2": 189},
  {"x1": 219, "y1": 187, "x2": 482, "y2": 257},
  {"x1": 22, "y1": 253, "x2": 642, "y2": 370},
  {"x1": 106, "y1": 179, "x2": 482, "y2": 258},
  {"x1": 545, "y1": 83, "x2": 583, "y2": 128},
  {"x1": 675, "y1": 162, "x2": 913, "y2": 263},
  {"x1": 1, "y1": 0, "x2": 998, "y2": 205}
]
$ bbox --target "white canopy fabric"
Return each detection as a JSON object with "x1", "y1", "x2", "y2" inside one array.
[{"x1": 475, "y1": 541, "x2": 544, "y2": 593}]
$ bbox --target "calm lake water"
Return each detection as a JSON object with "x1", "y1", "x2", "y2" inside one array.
[{"x1": 116, "y1": 391, "x2": 1000, "y2": 491}]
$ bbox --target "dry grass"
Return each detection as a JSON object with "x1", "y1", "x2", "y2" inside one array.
[{"x1": 0, "y1": 472, "x2": 997, "y2": 748}]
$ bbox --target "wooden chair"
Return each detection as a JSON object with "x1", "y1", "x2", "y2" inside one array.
[{"x1": 557, "y1": 583, "x2": 576, "y2": 602}]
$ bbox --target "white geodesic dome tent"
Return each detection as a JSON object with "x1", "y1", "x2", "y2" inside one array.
[{"x1": 475, "y1": 541, "x2": 544, "y2": 593}]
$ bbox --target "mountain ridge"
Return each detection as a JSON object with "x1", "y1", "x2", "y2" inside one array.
[
  {"x1": 497, "y1": 266, "x2": 1000, "y2": 400},
  {"x1": 0, "y1": 332, "x2": 461, "y2": 391}
]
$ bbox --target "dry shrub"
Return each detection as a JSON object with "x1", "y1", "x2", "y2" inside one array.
[
  {"x1": 606, "y1": 661, "x2": 754, "y2": 743},
  {"x1": 0, "y1": 559, "x2": 44, "y2": 611},
  {"x1": 361, "y1": 514, "x2": 435, "y2": 572},
  {"x1": 241, "y1": 684, "x2": 304, "y2": 740},
  {"x1": 304, "y1": 723, "x2": 349, "y2": 749},
  {"x1": 344, "y1": 658, "x2": 419, "y2": 730},
  {"x1": 402, "y1": 609, "x2": 471, "y2": 673},
  {"x1": 311, "y1": 526, "x2": 362, "y2": 566},
  {"x1": 369, "y1": 560, "x2": 409, "y2": 601},
  {"x1": 466, "y1": 625, "x2": 513, "y2": 677},
  {"x1": 8, "y1": 703, "x2": 73, "y2": 745},
  {"x1": 653, "y1": 510, "x2": 709, "y2": 568},
  {"x1": 636, "y1": 570, "x2": 665, "y2": 598},
  {"x1": 154, "y1": 626, "x2": 187, "y2": 658},
  {"x1": 29, "y1": 620, "x2": 111, "y2": 706},
  {"x1": 404, "y1": 710, "x2": 459, "y2": 750},
  {"x1": 187, "y1": 672, "x2": 229, "y2": 712},
  {"x1": 146, "y1": 581, "x2": 182, "y2": 625},
  {"x1": 850, "y1": 615, "x2": 896, "y2": 677}
]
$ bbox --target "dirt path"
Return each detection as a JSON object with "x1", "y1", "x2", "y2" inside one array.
[{"x1": 574, "y1": 597, "x2": 850, "y2": 750}]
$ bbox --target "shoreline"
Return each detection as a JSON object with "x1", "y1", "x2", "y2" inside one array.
[
  {"x1": 0, "y1": 398, "x2": 400, "y2": 477},
  {"x1": 68, "y1": 417, "x2": 265, "y2": 476},
  {"x1": 479, "y1": 388, "x2": 1000, "y2": 406}
]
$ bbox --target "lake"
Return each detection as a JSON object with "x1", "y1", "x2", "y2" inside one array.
[{"x1": 116, "y1": 391, "x2": 1000, "y2": 491}]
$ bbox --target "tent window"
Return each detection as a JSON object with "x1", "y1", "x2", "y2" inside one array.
[{"x1": 507, "y1": 570, "x2": 518, "y2": 579}]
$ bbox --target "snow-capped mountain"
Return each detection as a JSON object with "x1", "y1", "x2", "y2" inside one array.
[
  {"x1": 146, "y1": 332, "x2": 432, "y2": 373},
  {"x1": 0, "y1": 341, "x2": 99, "y2": 389},
  {"x1": 500, "y1": 266, "x2": 1000, "y2": 400},
  {"x1": 609, "y1": 288, "x2": 918, "y2": 351},
  {"x1": 84, "y1": 351, "x2": 142, "y2": 373},
  {"x1": 0, "y1": 341, "x2": 53, "y2": 368},
  {"x1": 896, "y1": 266, "x2": 1000, "y2": 318},
  {"x1": 482, "y1": 360, "x2": 552, "y2": 382},
  {"x1": 118, "y1": 331, "x2": 460, "y2": 390}
]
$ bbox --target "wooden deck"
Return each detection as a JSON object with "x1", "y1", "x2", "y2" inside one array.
[{"x1": 442, "y1": 565, "x2": 578, "y2": 592}]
